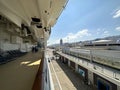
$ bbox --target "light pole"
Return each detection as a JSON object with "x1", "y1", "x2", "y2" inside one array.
[{"x1": 90, "y1": 50, "x2": 93, "y2": 63}]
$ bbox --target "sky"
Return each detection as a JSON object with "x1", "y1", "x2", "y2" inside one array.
[{"x1": 48, "y1": 0, "x2": 120, "y2": 45}]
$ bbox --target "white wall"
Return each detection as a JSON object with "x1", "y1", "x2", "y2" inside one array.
[
  {"x1": 20, "y1": 43, "x2": 33, "y2": 52},
  {"x1": 0, "y1": 28, "x2": 33, "y2": 52},
  {"x1": 0, "y1": 30, "x2": 10, "y2": 43},
  {"x1": 11, "y1": 35, "x2": 23, "y2": 44},
  {"x1": 2, "y1": 43, "x2": 20, "y2": 51}
]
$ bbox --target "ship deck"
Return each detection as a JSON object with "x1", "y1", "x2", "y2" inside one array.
[{"x1": 0, "y1": 51, "x2": 42, "y2": 90}]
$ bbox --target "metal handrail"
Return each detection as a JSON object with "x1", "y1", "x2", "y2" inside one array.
[
  {"x1": 57, "y1": 51, "x2": 120, "y2": 83},
  {"x1": 32, "y1": 52, "x2": 44, "y2": 90}
]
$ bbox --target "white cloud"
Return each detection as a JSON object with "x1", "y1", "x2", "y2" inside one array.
[
  {"x1": 62, "y1": 29, "x2": 91, "y2": 42},
  {"x1": 48, "y1": 29, "x2": 91, "y2": 45},
  {"x1": 47, "y1": 39, "x2": 60, "y2": 45},
  {"x1": 96, "y1": 28, "x2": 107, "y2": 35},
  {"x1": 103, "y1": 31, "x2": 109, "y2": 36},
  {"x1": 103, "y1": 31, "x2": 108, "y2": 34},
  {"x1": 113, "y1": 9, "x2": 120, "y2": 18},
  {"x1": 96, "y1": 28, "x2": 101, "y2": 35},
  {"x1": 115, "y1": 27, "x2": 120, "y2": 31}
]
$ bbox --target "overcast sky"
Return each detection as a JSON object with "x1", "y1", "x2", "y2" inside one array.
[{"x1": 48, "y1": 0, "x2": 120, "y2": 45}]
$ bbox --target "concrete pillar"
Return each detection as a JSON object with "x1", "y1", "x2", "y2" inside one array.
[
  {"x1": 88, "y1": 70, "x2": 93, "y2": 85},
  {"x1": 117, "y1": 85, "x2": 120, "y2": 90},
  {"x1": 64, "y1": 57, "x2": 66, "y2": 63},
  {"x1": 75, "y1": 63, "x2": 78, "y2": 72},
  {"x1": 61, "y1": 56, "x2": 63, "y2": 62},
  {"x1": 68, "y1": 60, "x2": 70, "y2": 67},
  {"x1": 60, "y1": 56, "x2": 62, "y2": 61},
  {"x1": 61, "y1": 56, "x2": 62, "y2": 59},
  {"x1": 60, "y1": 56, "x2": 63, "y2": 62}
]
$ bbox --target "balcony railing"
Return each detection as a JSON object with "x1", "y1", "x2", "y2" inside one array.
[
  {"x1": 32, "y1": 52, "x2": 54, "y2": 90},
  {"x1": 57, "y1": 51, "x2": 120, "y2": 86}
]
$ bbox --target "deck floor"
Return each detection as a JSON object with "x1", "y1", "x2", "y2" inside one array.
[{"x1": 0, "y1": 51, "x2": 42, "y2": 90}]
